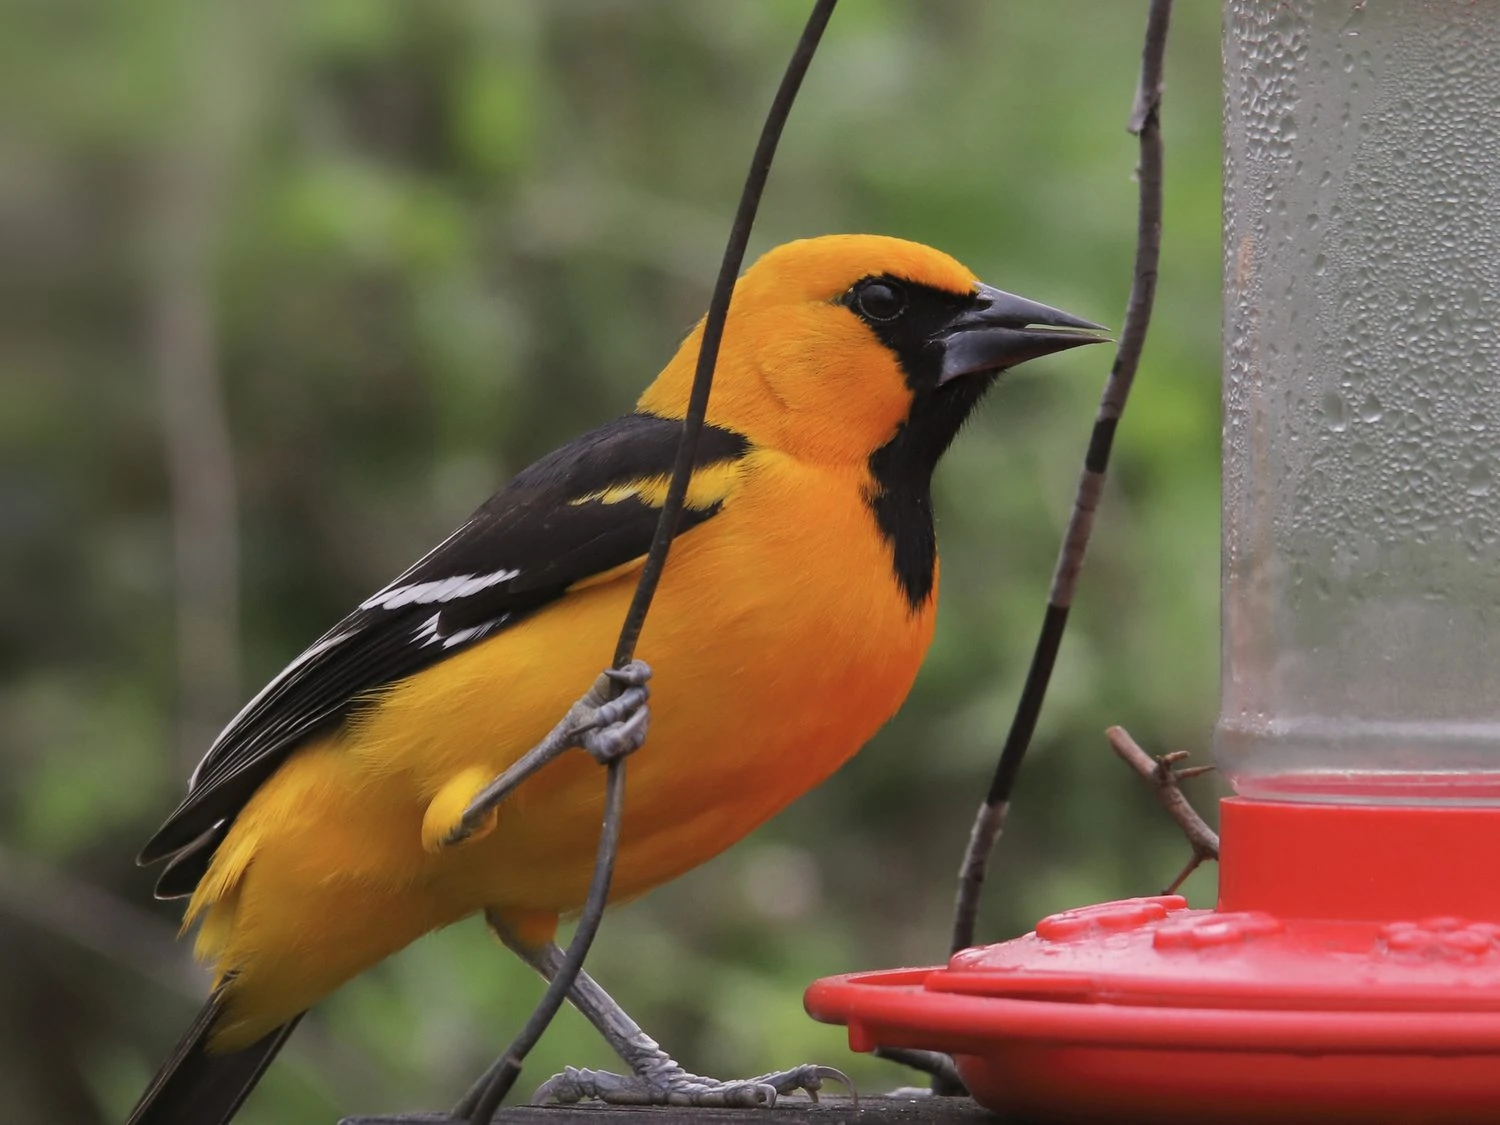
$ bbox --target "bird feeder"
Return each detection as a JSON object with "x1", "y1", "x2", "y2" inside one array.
[{"x1": 806, "y1": 2, "x2": 1500, "y2": 1119}]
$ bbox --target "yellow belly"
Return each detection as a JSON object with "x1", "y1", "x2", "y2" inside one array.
[{"x1": 195, "y1": 449, "x2": 936, "y2": 1046}]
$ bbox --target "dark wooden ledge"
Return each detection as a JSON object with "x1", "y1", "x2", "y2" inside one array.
[{"x1": 341, "y1": 1094, "x2": 999, "y2": 1124}]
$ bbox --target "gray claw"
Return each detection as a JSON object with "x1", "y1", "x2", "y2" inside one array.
[
  {"x1": 531, "y1": 1062, "x2": 851, "y2": 1109},
  {"x1": 587, "y1": 684, "x2": 650, "y2": 729},
  {"x1": 757, "y1": 1064, "x2": 854, "y2": 1106},
  {"x1": 579, "y1": 703, "x2": 649, "y2": 764},
  {"x1": 603, "y1": 659, "x2": 653, "y2": 688},
  {"x1": 573, "y1": 660, "x2": 651, "y2": 764},
  {"x1": 445, "y1": 661, "x2": 655, "y2": 842}
]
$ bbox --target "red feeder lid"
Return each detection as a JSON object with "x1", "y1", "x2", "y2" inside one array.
[{"x1": 806, "y1": 798, "x2": 1500, "y2": 1123}]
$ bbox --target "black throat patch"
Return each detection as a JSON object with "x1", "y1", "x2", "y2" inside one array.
[{"x1": 839, "y1": 276, "x2": 997, "y2": 610}]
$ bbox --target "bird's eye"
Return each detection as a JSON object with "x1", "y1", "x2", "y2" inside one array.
[{"x1": 854, "y1": 279, "x2": 907, "y2": 322}]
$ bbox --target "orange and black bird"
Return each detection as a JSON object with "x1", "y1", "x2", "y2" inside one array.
[{"x1": 128, "y1": 234, "x2": 1104, "y2": 1123}]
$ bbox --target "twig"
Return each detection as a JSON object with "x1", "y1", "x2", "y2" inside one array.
[
  {"x1": 610, "y1": 0, "x2": 836, "y2": 668},
  {"x1": 1106, "y1": 726, "x2": 1219, "y2": 895},
  {"x1": 949, "y1": 0, "x2": 1173, "y2": 957},
  {"x1": 452, "y1": 2, "x2": 838, "y2": 1112}
]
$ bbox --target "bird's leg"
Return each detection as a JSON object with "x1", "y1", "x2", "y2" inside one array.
[
  {"x1": 487, "y1": 914, "x2": 852, "y2": 1109},
  {"x1": 437, "y1": 661, "x2": 651, "y2": 847}
]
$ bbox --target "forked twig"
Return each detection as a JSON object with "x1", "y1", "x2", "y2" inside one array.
[
  {"x1": 949, "y1": 0, "x2": 1174, "y2": 957},
  {"x1": 1106, "y1": 726, "x2": 1219, "y2": 895}
]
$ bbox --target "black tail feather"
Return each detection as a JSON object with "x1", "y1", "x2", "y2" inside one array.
[{"x1": 128, "y1": 992, "x2": 302, "y2": 1125}]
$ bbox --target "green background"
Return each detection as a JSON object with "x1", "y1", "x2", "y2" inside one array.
[{"x1": 2, "y1": 2, "x2": 1222, "y2": 1120}]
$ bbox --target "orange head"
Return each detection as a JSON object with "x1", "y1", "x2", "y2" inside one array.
[{"x1": 638, "y1": 234, "x2": 1105, "y2": 469}]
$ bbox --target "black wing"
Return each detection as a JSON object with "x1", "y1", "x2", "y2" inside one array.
[{"x1": 141, "y1": 412, "x2": 749, "y2": 892}]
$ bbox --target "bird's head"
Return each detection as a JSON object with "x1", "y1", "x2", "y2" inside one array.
[{"x1": 639, "y1": 234, "x2": 1106, "y2": 470}]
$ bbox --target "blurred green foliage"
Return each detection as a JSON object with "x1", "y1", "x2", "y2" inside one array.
[{"x1": 1, "y1": 1, "x2": 1223, "y2": 1121}]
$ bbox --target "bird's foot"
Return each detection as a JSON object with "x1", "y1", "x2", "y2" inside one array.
[
  {"x1": 533, "y1": 1061, "x2": 852, "y2": 1108},
  {"x1": 574, "y1": 660, "x2": 651, "y2": 765},
  {"x1": 438, "y1": 661, "x2": 652, "y2": 847}
]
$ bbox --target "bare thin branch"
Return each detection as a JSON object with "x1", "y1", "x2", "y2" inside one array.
[
  {"x1": 610, "y1": 0, "x2": 837, "y2": 669},
  {"x1": 950, "y1": 0, "x2": 1174, "y2": 956},
  {"x1": 1106, "y1": 726, "x2": 1219, "y2": 894},
  {"x1": 949, "y1": 799, "x2": 1007, "y2": 954},
  {"x1": 449, "y1": 4, "x2": 840, "y2": 1112}
]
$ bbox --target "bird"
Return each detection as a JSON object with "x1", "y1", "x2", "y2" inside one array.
[{"x1": 127, "y1": 233, "x2": 1105, "y2": 1123}]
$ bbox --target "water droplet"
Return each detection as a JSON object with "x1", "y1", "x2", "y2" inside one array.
[
  {"x1": 1468, "y1": 464, "x2": 1493, "y2": 497},
  {"x1": 1323, "y1": 391, "x2": 1348, "y2": 432}
]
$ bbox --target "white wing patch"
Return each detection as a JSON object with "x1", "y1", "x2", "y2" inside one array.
[
  {"x1": 413, "y1": 611, "x2": 511, "y2": 649},
  {"x1": 360, "y1": 567, "x2": 521, "y2": 611}
]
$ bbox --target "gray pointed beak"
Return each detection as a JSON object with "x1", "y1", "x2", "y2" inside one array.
[{"x1": 937, "y1": 283, "x2": 1109, "y2": 383}]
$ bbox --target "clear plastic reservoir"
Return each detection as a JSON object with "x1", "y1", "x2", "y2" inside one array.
[{"x1": 1219, "y1": 0, "x2": 1500, "y2": 803}]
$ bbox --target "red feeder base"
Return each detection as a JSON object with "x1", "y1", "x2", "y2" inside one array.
[{"x1": 806, "y1": 798, "x2": 1500, "y2": 1123}]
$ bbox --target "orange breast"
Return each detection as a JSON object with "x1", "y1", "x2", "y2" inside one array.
[{"x1": 391, "y1": 447, "x2": 937, "y2": 911}]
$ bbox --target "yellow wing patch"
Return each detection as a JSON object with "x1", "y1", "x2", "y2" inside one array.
[
  {"x1": 569, "y1": 459, "x2": 742, "y2": 511},
  {"x1": 561, "y1": 460, "x2": 744, "y2": 593}
]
